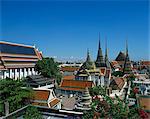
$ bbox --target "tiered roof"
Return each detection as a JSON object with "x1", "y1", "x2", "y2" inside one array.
[
  {"x1": 61, "y1": 66, "x2": 79, "y2": 72},
  {"x1": 110, "y1": 77, "x2": 125, "y2": 90},
  {"x1": 60, "y1": 80, "x2": 94, "y2": 92},
  {"x1": 95, "y1": 38, "x2": 105, "y2": 67},
  {"x1": 63, "y1": 75, "x2": 75, "y2": 80},
  {"x1": 115, "y1": 51, "x2": 126, "y2": 61},
  {"x1": 140, "y1": 61, "x2": 150, "y2": 66},
  {"x1": 123, "y1": 41, "x2": 132, "y2": 74},
  {"x1": 32, "y1": 88, "x2": 60, "y2": 108},
  {"x1": 0, "y1": 41, "x2": 42, "y2": 70}
]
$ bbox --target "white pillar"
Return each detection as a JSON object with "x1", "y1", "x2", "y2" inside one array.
[
  {"x1": 28, "y1": 68, "x2": 31, "y2": 76},
  {"x1": 100, "y1": 76, "x2": 105, "y2": 87},
  {"x1": 0, "y1": 71, "x2": 4, "y2": 79},
  {"x1": 32, "y1": 68, "x2": 35, "y2": 75},
  {"x1": 9, "y1": 69, "x2": 12, "y2": 78},
  {"x1": 4, "y1": 71, "x2": 7, "y2": 79},
  {"x1": 11, "y1": 69, "x2": 13, "y2": 79},
  {"x1": 15, "y1": 69, "x2": 18, "y2": 80},
  {"x1": 0, "y1": 71, "x2": 2, "y2": 79},
  {"x1": 6, "y1": 70, "x2": 9, "y2": 78},
  {"x1": 19, "y1": 69, "x2": 22, "y2": 79},
  {"x1": 24, "y1": 68, "x2": 27, "y2": 77}
]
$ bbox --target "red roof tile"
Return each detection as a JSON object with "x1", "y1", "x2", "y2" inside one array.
[
  {"x1": 32, "y1": 102, "x2": 48, "y2": 107},
  {"x1": 33, "y1": 90, "x2": 50, "y2": 101},
  {"x1": 141, "y1": 61, "x2": 150, "y2": 66},
  {"x1": 60, "y1": 80, "x2": 94, "y2": 91},
  {"x1": 114, "y1": 78, "x2": 125, "y2": 89},
  {"x1": 61, "y1": 66, "x2": 79, "y2": 72},
  {"x1": 63, "y1": 75, "x2": 75, "y2": 80},
  {"x1": 49, "y1": 98, "x2": 60, "y2": 107}
]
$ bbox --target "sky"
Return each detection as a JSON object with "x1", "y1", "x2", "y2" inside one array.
[{"x1": 0, "y1": 0, "x2": 149, "y2": 61}]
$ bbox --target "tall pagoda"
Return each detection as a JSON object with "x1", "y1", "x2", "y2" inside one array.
[
  {"x1": 95, "y1": 34, "x2": 105, "y2": 68},
  {"x1": 75, "y1": 87, "x2": 92, "y2": 111},
  {"x1": 80, "y1": 49, "x2": 95, "y2": 70},
  {"x1": 123, "y1": 40, "x2": 132, "y2": 74},
  {"x1": 105, "y1": 39, "x2": 111, "y2": 68}
]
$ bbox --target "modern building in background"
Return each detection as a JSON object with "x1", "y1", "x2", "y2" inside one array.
[{"x1": 0, "y1": 41, "x2": 42, "y2": 79}]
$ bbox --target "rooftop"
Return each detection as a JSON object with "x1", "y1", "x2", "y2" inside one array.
[{"x1": 60, "y1": 80, "x2": 94, "y2": 92}]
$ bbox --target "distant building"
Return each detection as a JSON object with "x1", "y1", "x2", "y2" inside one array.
[
  {"x1": 60, "y1": 66, "x2": 79, "y2": 76},
  {"x1": 26, "y1": 75, "x2": 55, "y2": 88},
  {"x1": 0, "y1": 41, "x2": 42, "y2": 79}
]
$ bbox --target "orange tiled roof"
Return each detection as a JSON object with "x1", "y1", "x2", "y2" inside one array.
[
  {"x1": 32, "y1": 102, "x2": 48, "y2": 107},
  {"x1": 33, "y1": 90, "x2": 50, "y2": 101},
  {"x1": 1, "y1": 57, "x2": 38, "y2": 61},
  {"x1": 141, "y1": 61, "x2": 150, "y2": 66},
  {"x1": 114, "y1": 78, "x2": 125, "y2": 89},
  {"x1": 60, "y1": 80, "x2": 94, "y2": 91},
  {"x1": 60, "y1": 87, "x2": 86, "y2": 91},
  {"x1": 63, "y1": 75, "x2": 75, "y2": 80},
  {"x1": 0, "y1": 53, "x2": 38, "y2": 58},
  {"x1": 35, "y1": 49, "x2": 43, "y2": 59},
  {"x1": 0, "y1": 41, "x2": 33, "y2": 48},
  {"x1": 49, "y1": 98, "x2": 60, "y2": 107},
  {"x1": 61, "y1": 66, "x2": 79, "y2": 72}
]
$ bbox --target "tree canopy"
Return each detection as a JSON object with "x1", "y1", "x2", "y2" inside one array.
[
  {"x1": 23, "y1": 106, "x2": 43, "y2": 119},
  {"x1": 112, "y1": 71, "x2": 124, "y2": 77},
  {"x1": 35, "y1": 57, "x2": 62, "y2": 84},
  {"x1": 0, "y1": 78, "x2": 32, "y2": 116}
]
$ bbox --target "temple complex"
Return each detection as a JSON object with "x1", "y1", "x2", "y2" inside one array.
[
  {"x1": 0, "y1": 41, "x2": 42, "y2": 79},
  {"x1": 75, "y1": 35, "x2": 111, "y2": 87}
]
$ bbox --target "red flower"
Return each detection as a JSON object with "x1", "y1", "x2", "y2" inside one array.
[
  {"x1": 133, "y1": 87, "x2": 139, "y2": 94},
  {"x1": 138, "y1": 109, "x2": 149, "y2": 119}
]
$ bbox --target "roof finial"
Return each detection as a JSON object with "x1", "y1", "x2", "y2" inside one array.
[
  {"x1": 105, "y1": 36, "x2": 108, "y2": 56},
  {"x1": 126, "y1": 38, "x2": 128, "y2": 55},
  {"x1": 98, "y1": 32, "x2": 101, "y2": 49},
  {"x1": 87, "y1": 48, "x2": 89, "y2": 56},
  {"x1": 86, "y1": 48, "x2": 91, "y2": 62}
]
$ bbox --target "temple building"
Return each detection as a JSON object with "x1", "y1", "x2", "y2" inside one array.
[
  {"x1": 115, "y1": 51, "x2": 126, "y2": 68},
  {"x1": 111, "y1": 41, "x2": 133, "y2": 74},
  {"x1": 0, "y1": 41, "x2": 42, "y2": 79},
  {"x1": 75, "y1": 50, "x2": 104, "y2": 86},
  {"x1": 58, "y1": 79, "x2": 94, "y2": 96},
  {"x1": 75, "y1": 35, "x2": 111, "y2": 87},
  {"x1": 32, "y1": 88, "x2": 61, "y2": 109}
]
